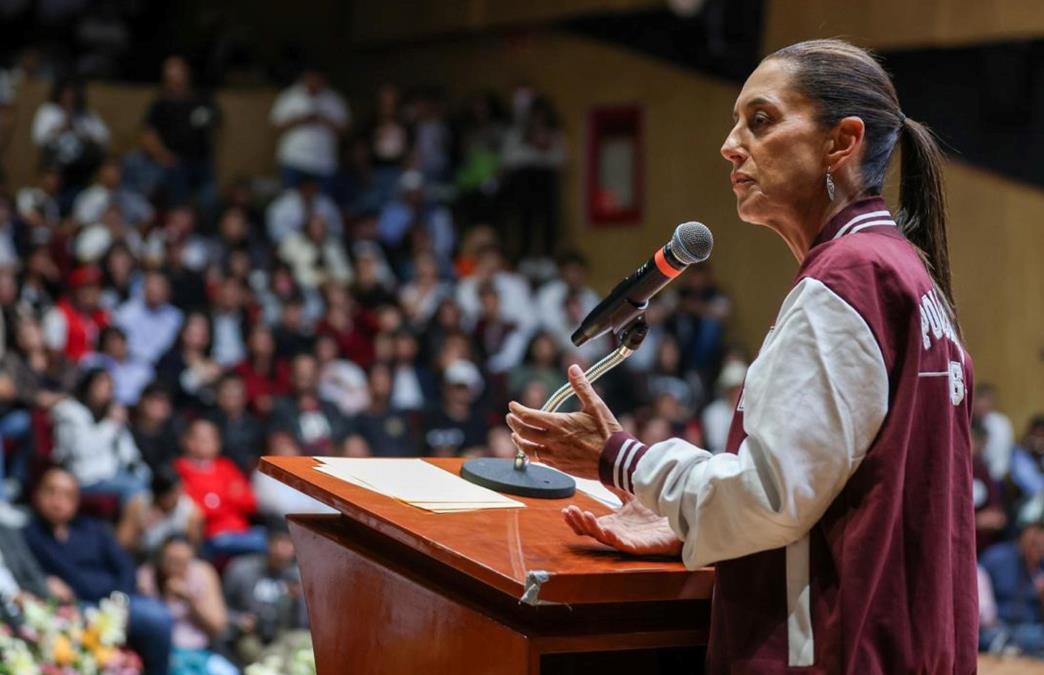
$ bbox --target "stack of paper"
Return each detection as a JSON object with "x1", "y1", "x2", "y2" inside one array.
[{"x1": 314, "y1": 458, "x2": 525, "y2": 513}]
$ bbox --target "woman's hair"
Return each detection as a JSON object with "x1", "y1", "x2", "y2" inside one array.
[
  {"x1": 154, "y1": 533, "x2": 194, "y2": 595},
  {"x1": 75, "y1": 367, "x2": 111, "y2": 419},
  {"x1": 767, "y1": 39, "x2": 956, "y2": 320},
  {"x1": 150, "y1": 464, "x2": 182, "y2": 497}
]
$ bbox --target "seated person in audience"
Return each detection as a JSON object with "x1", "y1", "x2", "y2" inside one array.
[
  {"x1": 82, "y1": 325, "x2": 155, "y2": 406},
  {"x1": 975, "y1": 383, "x2": 1016, "y2": 482},
  {"x1": 210, "y1": 276, "x2": 249, "y2": 368},
  {"x1": 51, "y1": 367, "x2": 149, "y2": 504},
  {"x1": 271, "y1": 353, "x2": 355, "y2": 455},
  {"x1": 23, "y1": 468, "x2": 173, "y2": 675},
  {"x1": 356, "y1": 362, "x2": 421, "y2": 457},
  {"x1": 252, "y1": 432, "x2": 336, "y2": 517},
  {"x1": 979, "y1": 518, "x2": 1044, "y2": 657},
  {"x1": 117, "y1": 465, "x2": 204, "y2": 559},
  {"x1": 223, "y1": 523, "x2": 308, "y2": 664},
  {"x1": 1010, "y1": 414, "x2": 1044, "y2": 503},
  {"x1": 266, "y1": 176, "x2": 343, "y2": 243},
  {"x1": 114, "y1": 270, "x2": 183, "y2": 365},
  {"x1": 972, "y1": 419, "x2": 1007, "y2": 554},
  {"x1": 42, "y1": 264, "x2": 110, "y2": 364},
  {"x1": 315, "y1": 333, "x2": 371, "y2": 417},
  {"x1": 132, "y1": 383, "x2": 183, "y2": 473},
  {"x1": 72, "y1": 158, "x2": 154, "y2": 228},
  {"x1": 474, "y1": 281, "x2": 526, "y2": 375},
  {"x1": 207, "y1": 374, "x2": 264, "y2": 475},
  {"x1": 279, "y1": 212, "x2": 353, "y2": 290},
  {"x1": 0, "y1": 522, "x2": 72, "y2": 604},
  {"x1": 423, "y1": 360, "x2": 488, "y2": 457},
  {"x1": 978, "y1": 564, "x2": 1003, "y2": 653},
  {"x1": 234, "y1": 322, "x2": 292, "y2": 417},
  {"x1": 701, "y1": 360, "x2": 747, "y2": 455},
  {"x1": 175, "y1": 419, "x2": 267, "y2": 558},
  {"x1": 156, "y1": 311, "x2": 223, "y2": 413},
  {"x1": 139, "y1": 535, "x2": 237, "y2": 675}
]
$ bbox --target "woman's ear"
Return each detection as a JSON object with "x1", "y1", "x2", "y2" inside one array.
[{"x1": 825, "y1": 116, "x2": 865, "y2": 170}]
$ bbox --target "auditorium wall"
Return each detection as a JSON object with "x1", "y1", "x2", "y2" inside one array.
[
  {"x1": 343, "y1": 30, "x2": 1044, "y2": 430},
  {"x1": 763, "y1": 0, "x2": 1044, "y2": 52}
]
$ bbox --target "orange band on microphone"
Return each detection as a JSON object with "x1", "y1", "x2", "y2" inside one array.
[{"x1": 654, "y1": 247, "x2": 682, "y2": 278}]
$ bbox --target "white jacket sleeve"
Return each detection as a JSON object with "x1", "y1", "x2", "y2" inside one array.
[{"x1": 598, "y1": 278, "x2": 889, "y2": 569}]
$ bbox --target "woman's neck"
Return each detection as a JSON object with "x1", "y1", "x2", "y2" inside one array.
[{"x1": 769, "y1": 196, "x2": 856, "y2": 263}]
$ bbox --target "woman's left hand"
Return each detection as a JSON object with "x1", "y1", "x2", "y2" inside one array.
[{"x1": 506, "y1": 364, "x2": 622, "y2": 479}]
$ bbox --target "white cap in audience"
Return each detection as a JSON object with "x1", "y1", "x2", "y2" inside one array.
[
  {"x1": 717, "y1": 361, "x2": 748, "y2": 392},
  {"x1": 444, "y1": 359, "x2": 483, "y2": 396}
]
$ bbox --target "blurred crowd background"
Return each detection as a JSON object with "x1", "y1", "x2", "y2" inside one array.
[{"x1": 0, "y1": 1, "x2": 1040, "y2": 673}]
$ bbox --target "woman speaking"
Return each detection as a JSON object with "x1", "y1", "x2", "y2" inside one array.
[{"x1": 506, "y1": 39, "x2": 976, "y2": 673}]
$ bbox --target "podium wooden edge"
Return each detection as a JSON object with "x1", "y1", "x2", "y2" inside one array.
[{"x1": 262, "y1": 456, "x2": 714, "y2": 606}]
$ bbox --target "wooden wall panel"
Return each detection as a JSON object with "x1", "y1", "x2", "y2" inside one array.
[{"x1": 763, "y1": 0, "x2": 1044, "y2": 52}]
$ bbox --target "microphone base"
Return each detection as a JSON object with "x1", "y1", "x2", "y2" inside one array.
[{"x1": 460, "y1": 458, "x2": 575, "y2": 499}]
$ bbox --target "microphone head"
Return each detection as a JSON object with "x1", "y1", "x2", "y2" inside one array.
[{"x1": 671, "y1": 221, "x2": 713, "y2": 265}]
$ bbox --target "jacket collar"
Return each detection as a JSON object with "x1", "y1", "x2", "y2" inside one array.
[{"x1": 811, "y1": 196, "x2": 897, "y2": 249}]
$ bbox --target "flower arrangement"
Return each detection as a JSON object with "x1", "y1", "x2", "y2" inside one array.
[
  {"x1": 0, "y1": 593, "x2": 142, "y2": 675},
  {"x1": 244, "y1": 630, "x2": 316, "y2": 675}
]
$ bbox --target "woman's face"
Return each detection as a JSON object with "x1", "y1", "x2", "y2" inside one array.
[
  {"x1": 160, "y1": 541, "x2": 193, "y2": 581},
  {"x1": 183, "y1": 315, "x2": 209, "y2": 350},
  {"x1": 88, "y1": 373, "x2": 113, "y2": 408},
  {"x1": 16, "y1": 319, "x2": 43, "y2": 352},
  {"x1": 531, "y1": 335, "x2": 556, "y2": 366},
  {"x1": 369, "y1": 364, "x2": 392, "y2": 400},
  {"x1": 106, "y1": 248, "x2": 133, "y2": 283},
  {"x1": 721, "y1": 58, "x2": 829, "y2": 228},
  {"x1": 249, "y1": 325, "x2": 274, "y2": 357}
]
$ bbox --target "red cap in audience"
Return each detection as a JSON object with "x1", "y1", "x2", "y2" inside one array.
[{"x1": 68, "y1": 265, "x2": 103, "y2": 289}]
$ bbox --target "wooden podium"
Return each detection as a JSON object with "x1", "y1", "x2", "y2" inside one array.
[{"x1": 260, "y1": 457, "x2": 714, "y2": 675}]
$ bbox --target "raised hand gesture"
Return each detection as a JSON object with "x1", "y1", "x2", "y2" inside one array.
[{"x1": 506, "y1": 364, "x2": 622, "y2": 479}]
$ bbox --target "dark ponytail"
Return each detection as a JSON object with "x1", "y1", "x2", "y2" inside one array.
[
  {"x1": 897, "y1": 118, "x2": 956, "y2": 318},
  {"x1": 769, "y1": 39, "x2": 959, "y2": 325}
]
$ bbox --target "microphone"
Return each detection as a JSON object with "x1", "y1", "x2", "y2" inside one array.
[{"x1": 571, "y1": 221, "x2": 713, "y2": 347}]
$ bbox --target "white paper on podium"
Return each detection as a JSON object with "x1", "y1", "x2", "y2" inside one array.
[
  {"x1": 531, "y1": 463, "x2": 623, "y2": 509},
  {"x1": 313, "y1": 458, "x2": 525, "y2": 512}
]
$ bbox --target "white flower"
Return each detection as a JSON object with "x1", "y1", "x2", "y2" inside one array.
[
  {"x1": 86, "y1": 592, "x2": 129, "y2": 645},
  {"x1": 20, "y1": 596, "x2": 52, "y2": 634},
  {"x1": 244, "y1": 664, "x2": 280, "y2": 675},
  {"x1": 7, "y1": 638, "x2": 41, "y2": 675}
]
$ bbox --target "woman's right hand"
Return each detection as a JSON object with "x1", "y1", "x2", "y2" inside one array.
[{"x1": 562, "y1": 492, "x2": 683, "y2": 558}]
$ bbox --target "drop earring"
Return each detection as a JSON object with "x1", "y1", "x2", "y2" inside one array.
[{"x1": 825, "y1": 169, "x2": 836, "y2": 201}]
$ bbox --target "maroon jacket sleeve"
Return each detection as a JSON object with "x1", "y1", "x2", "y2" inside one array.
[{"x1": 599, "y1": 431, "x2": 649, "y2": 494}]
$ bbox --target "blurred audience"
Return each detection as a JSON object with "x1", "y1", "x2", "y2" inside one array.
[
  {"x1": 139, "y1": 534, "x2": 237, "y2": 674},
  {"x1": 979, "y1": 520, "x2": 1044, "y2": 657},
  {"x1": 23, "y1": 468, "x2": 173, "y2": 675},
  {"x1": 117, "y1": 465, "x2": 204, "y2": 559},
  {"x1": 270, "y1": 65, "x2": 349, "y2": 195},
  {"x1": 31, "y1": 77, "x2": 109, "y2": 204},
  {"x1": 175, "y1": 419, "x2": 266, "y2": 559},
  {"x1": 223, "y1": 524, "x2": 308, "y2": 665},
  {"x1": 51, "y1": 367, "x2": 148, "y2": 504},
  {"x1": 138, "y1": 56, "x2": 221, "y2": 216}
]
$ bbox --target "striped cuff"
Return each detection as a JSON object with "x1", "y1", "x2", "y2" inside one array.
[{"x1": 598, "y1": 431, "x2": 649, "y2": 494}]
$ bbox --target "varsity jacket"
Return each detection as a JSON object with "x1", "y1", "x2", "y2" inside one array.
[{"x1": 600, "y1": 197, "x2": 976, "y2": 674}]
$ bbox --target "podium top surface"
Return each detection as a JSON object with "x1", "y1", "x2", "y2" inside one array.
[{"x1": 260, "y1": 456, "x2": 713, "y2": 605}]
